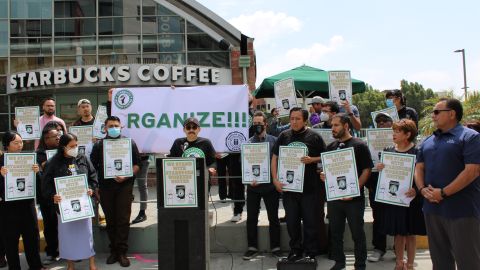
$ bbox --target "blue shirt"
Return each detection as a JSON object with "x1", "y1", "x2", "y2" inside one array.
[{"x1": 417, "y1": 124, "x2": 480, "y2": 219}]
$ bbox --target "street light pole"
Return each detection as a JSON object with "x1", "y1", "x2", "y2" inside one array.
[{"x1": 454, "y1": 49, "x2": 468, "y2": 99}]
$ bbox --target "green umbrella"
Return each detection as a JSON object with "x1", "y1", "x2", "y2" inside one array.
[{"x1": 253, "y1": 65, "x2": 366, "y2": 99}]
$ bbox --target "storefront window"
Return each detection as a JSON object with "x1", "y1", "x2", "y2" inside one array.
[
  {"x1": 98, "y1": 36, "x2": 141, "y2": 54},
  {"x1": 54, "y1": 18, "x2": 96, "y2": 36},
  {"x1": 54, "y1": 37, "x2": 96, "y2": 55},
  {"x1": 0, "y1": 114, "x2": 9, "y2": 132},
  {"x1": 188, "y1": 52, "x2": 229, "y2": 68},
  {"x1": 0, "y1": 21, "x2": 7, "y2": 56},
  {"x1": 0, "y1": 58, "x2": 7, "y2": 74},
  {"x1": 142, "y1": 34, "x2": 184, "y2": 53},
  {"x1": 98, "y1": 17, "x2": 141, "y2": 35},
  {"x1": 187, "y1": 34, "x2": 223, "y2": 51},
  {"x1": 142, "y1": 0, "x2": 175, "y2": 16},
  {"x1": 11, "y1": 0, "x2": 52, "y2": 19},
  {"x1": 142, "y1": 16, "x2": 184, "y2": 34},
  {"x1": 10, "y1": 38, "x2": 52, "y2": 55},
  {"x1": 54, "y1": 55, "x2": 96, "y2": 67},
  {"x1": 99, "y1": 0, "x2": 140, "y2": 17},
  {"x1": 54, "y1": 0, "x2": 96, "y2": 18},
  {"x1": 143, "y1": 53, "x2": 185, "y2": 65},
  {"x1": 0, "y1": 76, "x2": 6, "y2": 95},
  {"x1": 10, "y1": 19, "x2": 52, "y2": 37},
  {"x1": 0, "y1": 0, "x2": 7, "y2": 18},
  {"x1": 98, "y1": 54, "x2": 141, "y2": 65},
  {"x1": 10, "y1": 56, "x2": 52, "y2": 72}
]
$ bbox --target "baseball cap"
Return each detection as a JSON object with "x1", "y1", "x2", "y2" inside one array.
[
  {"x1": 308, "y1": 96, "x2": 326, "y2": 105},
  {"x1": 77, "y1": 99, "x2": 91, "y2": 107},
  {"x1": 375, "y1": 112, "x2": 393, "y2": 122},
  {"x1": 183, "y1": 117, "x2": 200, "y2": 127}
]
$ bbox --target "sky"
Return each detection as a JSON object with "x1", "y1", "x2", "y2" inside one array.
[{"x1": 197, "y1": 0, "x2": 480, "y2": 98}]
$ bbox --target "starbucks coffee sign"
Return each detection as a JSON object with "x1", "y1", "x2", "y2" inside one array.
[{"x1": 7, "y1": 64, "x2": 232, "y2": 93}]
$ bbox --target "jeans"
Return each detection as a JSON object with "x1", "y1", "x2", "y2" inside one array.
[{"x1": 136, "y1": 158, "x2": 150, "y2": 211}]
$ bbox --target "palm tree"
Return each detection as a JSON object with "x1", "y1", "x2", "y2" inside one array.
[{"x1": 419, "y1": 91, "x2": 479, "y2": 136}]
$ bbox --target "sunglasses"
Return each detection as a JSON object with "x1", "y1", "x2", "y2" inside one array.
[
  {"x1": 185, "y1": 125, "x2": 198, "y2": 130},
  {"x1": 432, "y1": 109, "x2": 452, "y2": 115}
]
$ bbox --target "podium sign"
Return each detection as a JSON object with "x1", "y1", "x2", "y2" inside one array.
[{"x1": 157, "y1": 157, "x2": 209, "y2": 270}]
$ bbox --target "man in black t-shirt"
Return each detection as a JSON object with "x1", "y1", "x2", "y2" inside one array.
[
  {"x1": 271, "y1": 107, "x2": 326, "y2": 262},
  {"x1": 72, "y1": 99, "x2": 95, "y2": 126},
  {"x1": 320, "y1": 113, "x2": 373, "y2": 270},
  {"x1": 168, "y1": 117, "x2": 216, "y2": 175}
]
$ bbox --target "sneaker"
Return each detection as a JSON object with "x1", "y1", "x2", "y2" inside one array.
[
  {"x1": 367, "y1": 249, "x2": 384, "y2": 262},
  {"x1": 42, "y1": 256, "x2": 59, "y2": 265},
  {"x1": 243, "y1": 248, "x2": 259, "y2": 260},
  {"x1": 271, "y1": 247, "x2": 283, "y2": 258},
  {"x1": 287, "y1": 251, "x2": 303, "y2": 262},
  {"x1": 131, "y1": 213, "x2": 147, "y2": 224},
  {"x1": 330, "y1": 262, "x2": 346, "y2": 270},
  {"x1": 106, "y1": 253, "x2": 118, "y2": 264},
  {"x1": 230, "y1": 213, "x2": 242, "y2": 222},
  {"x1": 118, "y1": 254, "x2": 130, "y2": 267}
]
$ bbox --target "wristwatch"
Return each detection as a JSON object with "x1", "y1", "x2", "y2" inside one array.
[{"x1": 440, "y1": 188, "x2": 447, "y2": 198}]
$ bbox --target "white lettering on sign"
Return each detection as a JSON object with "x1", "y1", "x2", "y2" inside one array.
[{"x1": 8, "y1": 65, "x2": 224, "y2": 91}]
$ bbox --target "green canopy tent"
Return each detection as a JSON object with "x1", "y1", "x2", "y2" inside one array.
[{"x1": 253, "y1": 65, "x2": 367, "y2": 105}]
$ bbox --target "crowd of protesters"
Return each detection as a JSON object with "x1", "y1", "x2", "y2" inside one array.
[{"x1": 0, "y1": 89, "x2": 478, "y2": 270}]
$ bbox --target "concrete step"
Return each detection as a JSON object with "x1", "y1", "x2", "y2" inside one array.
[{"x1": 32, "y1": 185, "x2": 428, "y2": 254}]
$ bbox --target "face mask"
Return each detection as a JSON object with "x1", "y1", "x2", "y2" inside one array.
[
  {"x1": 253, "y1": 124, "x2": 265, "y2": 135},
  {"x1": 386, "y1": 99, "x2": 394, "y2": 108},
  {"x1": 107, "y1": 127, "x2": 121, "y2": 138},
  {"x1": 320, "y1": 112, "x2": 330, "y2": 122},
  {"x1": 66, "y1": 147, "x2": 78, "y2": 158}
]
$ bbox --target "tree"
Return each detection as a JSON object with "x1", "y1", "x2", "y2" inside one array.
[
  {"x1": 400, "y1": 80, "x2": 437, "y2": 119},
  {"x1": 418, "y1": 91, "x2": 479, "y2": 136},
  {"x1": 352, "y1": 84, "x2": 385, "y2": 128}
]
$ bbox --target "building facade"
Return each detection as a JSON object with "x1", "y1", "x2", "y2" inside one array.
[{"x1": 0, "y1": 0, "x2": 256, "y2": 136}]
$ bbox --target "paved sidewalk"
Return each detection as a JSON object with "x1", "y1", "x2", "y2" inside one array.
[{"x1": 18, "y1": 250, "x2": 432, "y2": 269}]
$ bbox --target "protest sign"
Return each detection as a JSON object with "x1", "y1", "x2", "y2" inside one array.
[
  {"x1": 163, "y1": 158, "x2": 197, "y2": 208},
  {"x1": 4, "y1": 153, "x2": 36, "y2": 201},
  {"x1": 55, "y1": 174, "x2": 94, "y2": 223},
  {"x1": 321, "y1": 148, "x2": 360, "y2": 200},
  {"x1": 103, "y1": 138, "x2": 133, "y2": 178},
  {"x1": 277, "y1": 146, "x2": 307, "y2": 192},
  {"x1": 241, "y1": 143, "x2": 270, "y2": 184},
  {"x1": 375, "y1": 152, "x2": 416, "y2": 207}
]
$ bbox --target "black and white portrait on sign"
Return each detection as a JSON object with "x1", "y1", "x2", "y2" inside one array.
[
  {"x1": 114, "y1": 159, "x2": 123, "y2": 171},
  {"x1": 16, "y1": 178, "x2": 26, "y2": 192},
  {"x1": 176, "y1": 185, "x2": 186, "y2": 199},
  {"x1": 337, "y1": 176, "x2": 347, "y2": 190}
]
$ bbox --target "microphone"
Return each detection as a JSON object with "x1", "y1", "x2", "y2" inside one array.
[{"x1": 182, "y1": 141, "x2": 189, "y2": 152}]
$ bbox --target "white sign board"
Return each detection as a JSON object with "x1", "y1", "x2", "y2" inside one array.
[
  {"x1": 111, "y1": 86, "x2": 249, "y2": 153},
  {"x1": 274, "y1": 78, "x2": 297, "y2": 117},
  {"x1": 328, "y1": 71, "x2": 352, "y2": 104}
]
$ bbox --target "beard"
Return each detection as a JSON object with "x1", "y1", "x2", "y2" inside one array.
[
  {"x1": 45, "y1": 111, "x2": 54, "y2": 116},
  {"x1": 332, "y1": 128, "x2": 345, "y2": 139}
]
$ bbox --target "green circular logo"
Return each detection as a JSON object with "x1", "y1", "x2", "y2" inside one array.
[
  {"x1": 114, "y1": 89, "x2": 134, "y2": 109},
  {"x1": 288, "y1": 141, "x2": 309, "y2": 155},
  {"x1": 182, "y1": 147, "x2": 205, "y2": 158}
]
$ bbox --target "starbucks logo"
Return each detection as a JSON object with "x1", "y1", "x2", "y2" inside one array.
[
  {"x1": 114, "y1": 89, "x2": 134, "y2": 109},
  {"x1": 182, "y1": 147, "x2": 205, "y2": 158},
  {"x1": 288, "y1": 141, "x2": 309, "y2": 155},
  {"x1": 225, "y1": 131, "x2": 246, "y2": 152}
]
